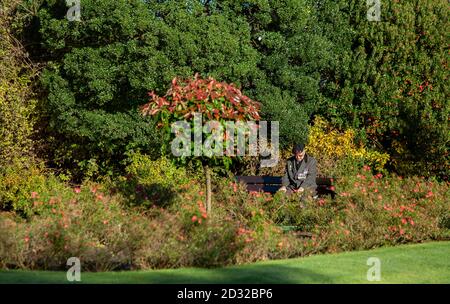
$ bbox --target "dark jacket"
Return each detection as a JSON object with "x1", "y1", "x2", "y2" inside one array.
[{"x1": 282, "y1": 154, "x2": 317, "y2": 191}]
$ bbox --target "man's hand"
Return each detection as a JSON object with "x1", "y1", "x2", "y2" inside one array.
[
  {"x1": 279, "y1": 186, "x2": 287, "y2": 192},
  {"x1": 293, "y1": 187, "x2": 304, "y2": 193}
]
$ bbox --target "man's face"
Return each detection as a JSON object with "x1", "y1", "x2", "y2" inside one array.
[{"x1": 295, "y1": 150, "x2": 305, "y2": 161}]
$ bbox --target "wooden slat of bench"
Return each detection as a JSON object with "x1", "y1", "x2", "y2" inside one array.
[
  {"x1": 316, "y1": 177, "x2": 333, "y2": 186},
  {"x1": 236, "y1": 176, "x2": 282, "y2": 184},
  {"x1": 246, "y1": 184, "x2": 282, "y2": 193}
]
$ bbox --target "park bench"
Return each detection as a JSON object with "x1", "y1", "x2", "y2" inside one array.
[
  {"x1": 235, "y1": 176, "x2": 336, "y2": 199},
  {"x1": 235, "y1": 175, "x2": 336, "y2": 236}
]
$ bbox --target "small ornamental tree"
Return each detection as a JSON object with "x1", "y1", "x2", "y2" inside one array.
[{"x1": 141, "y1": 73, "x2": 261, "y2": 213}]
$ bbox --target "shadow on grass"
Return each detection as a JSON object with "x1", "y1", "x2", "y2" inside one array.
[
  {"x1": 135, "y1": 264, "x2": 331, "y2": 284},
  {"x1": 0, "y1": 264, "x2": 331, "y2": 284}
]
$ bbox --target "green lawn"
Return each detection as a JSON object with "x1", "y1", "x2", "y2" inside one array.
[{"x1": 1, "y1": 241, "x2": 449, "y2": 284}]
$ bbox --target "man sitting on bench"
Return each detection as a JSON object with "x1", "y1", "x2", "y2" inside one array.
[{"x1": 279, "y1": 143, "x2": 317, "y2": 195}]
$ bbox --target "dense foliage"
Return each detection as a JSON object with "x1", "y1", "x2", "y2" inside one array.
[
  {"x1": 307, "y1": 116, "x2": 390, "y2": 174},
  {"x1": 16, "y1": 0, "x2": 446, "y2": 179},
  {"x1": 0, "y1": 0, "x2": 37, "y2": 166},
  {"x1": 0, "y1": 158, "x2": 448, "y2": 270},
  {"x1": 315, "y1": 0, "x2": 449, "y2": 179},
  {"x1": 32, "y1": 0, "x2": 262, "y2": 178},
  {"x1": 141, "y1": 74, "x2": 261, "y2": 167},
  {"x1": 0, "y1": 0, "x2": 448, "y2": 272}
]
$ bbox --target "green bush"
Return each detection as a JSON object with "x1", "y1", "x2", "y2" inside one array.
[
  {"x1": 0, "y1": 0, "x2": 37, "y2": 166},
  {"x1": 125, "y1": 153, "x2": 188, "y2": 187},
  {"x1": 112, "y1": 153, "x2": 190, "y2": 208},
  {"x1": 0, "y1": 183, "x2": 147, "y2": 271},
  {"x1": 0, "y1": 161, "x2": 69, "y2": 218},
  {"x1": 270, "y1": 168, "x2": 450, "y2": 253}
]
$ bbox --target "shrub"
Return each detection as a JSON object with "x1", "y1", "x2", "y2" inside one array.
[
  {"x1": 124, "y1": 153, "x2": 189, "y2": 189},
  {"x1": 211, "y1": 179, "x2": 311, "y2": 263},
  {"x1": 270, "y1": 168, "x2": 450, "y2": 254},
  {"x1": 11, "y1": 0, "x2": 449, "y2": 179},
  {"x1": 0, "y1": 161, "x2": 69, "y2": 218},
  {"x1": 0, "y1": 180, "x2": 151, "y2": 271},
  {"x1": 114, "y1": 152, "x2": 190, "y2": 207},
  {"x1": 0, "y1": 212, "x2": 23, "y2": 269},
  {"x1": 307, "y1": 116, "x2": 390, "y2": 175},
  {"x1": 0, "y1": 0, "x2": 37, "y2": 166}
]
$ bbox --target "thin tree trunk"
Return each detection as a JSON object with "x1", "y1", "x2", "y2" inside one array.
[{"x1": 205, "y1": 165, "x2": 212, "y2": 214}]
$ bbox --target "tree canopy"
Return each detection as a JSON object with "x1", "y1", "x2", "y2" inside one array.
[{"x1": 15, "y1": 0, "x2": 448, "y2": 179}]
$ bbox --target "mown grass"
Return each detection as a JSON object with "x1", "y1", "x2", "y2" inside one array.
[{"x1": 1, "y1": 241, "x2": 449, "y2": 284}]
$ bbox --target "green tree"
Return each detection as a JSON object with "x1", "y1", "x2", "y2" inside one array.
[
  {"x1": 222, "y1": 0, "x2": 335, "y2": 145},
  {"x1": 31, "y1": 0, "x2": 263, "y2": 177},
  {"x1": 18, "y1": 0, "x2": 448, "y2": 179},
  {"x1": 314, "y1": 0, "x2": 449, "y2": 179},
  {"x1": 141, "y1": 73, "x2": 261, "y2": 213}
]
